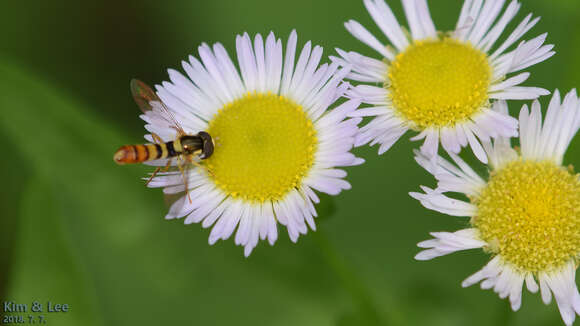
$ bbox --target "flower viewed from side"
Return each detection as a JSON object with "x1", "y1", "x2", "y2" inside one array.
[
  {"x1": 142, "y1": 31, "x2": 363, "y2": 256},
  {"x1": 333, "y1": 0, "x2": 554, "y2": 162},
  {"x1": 412, "y1": 91, "x2": 580, "y2": 325}
]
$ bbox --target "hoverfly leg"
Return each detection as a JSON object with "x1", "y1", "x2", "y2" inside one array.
[
  {"x1": 144, "y1": 134, "x2": 170, "y2": 186},
  {"x1": 188, "y1": 155, "x2": 203, "y2": 169},
  {"x1": 151, "y1": 132, "x2": 164, "y2": 145},
  {"x1": 145, "y1": 157, "x2": 173, "y2": 186},
  {"x1": 176, "y1": 156, "x2": 192, "y2": 204},
  {"x1": 145, "y1": 167, "x2": 161, "y2": 186},
  {"x1": 162, "y1": 158, "x2": 173, "y2": 172},
  {"x1": 187, "y1": 150, "x2": 213, "y2": 177}
]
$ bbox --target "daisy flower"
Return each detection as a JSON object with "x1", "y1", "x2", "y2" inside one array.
[
  {"x1": 333, "y1": 0, "x2": 555, "y2": 162},
  {"x1": 412, "y1": 90, "x2": 580, "y2": 325},
  {"x1": 140, "y1": 30, "x2": 363, "y2": 256}
]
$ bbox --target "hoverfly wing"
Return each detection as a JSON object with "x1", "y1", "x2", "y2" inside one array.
[
  {"x1": 130, "y1": 78, "x2": 158, "y2": 114},
  {"x1": 131, "y1": 78, "x2": 187, "y2": 136}
]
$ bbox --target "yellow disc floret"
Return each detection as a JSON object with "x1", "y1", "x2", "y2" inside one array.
[
  {"x1": 205, "y1": 93, "x2": 317, "y2": 203},
  {"x1": 388, "y1": 38, "x2": 491, "y2": 129},
  {"x1": 472, "y1": 160, "x2": 580, "y2": 273}
]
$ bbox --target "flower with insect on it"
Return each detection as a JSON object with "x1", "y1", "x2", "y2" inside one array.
[
  {"x1": 412, "y1": 90, "x2": 580, "y2": 325},
  {"x1": 333, "y1": 0, "x2": 554, "y2": 162},
  {"x1": 142, "y1": 30, "x2": 363, "y2": 256}
]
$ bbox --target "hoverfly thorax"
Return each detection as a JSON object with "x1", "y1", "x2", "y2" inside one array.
[{"x1": 178, "y1": 131, "x2": 214, "y2": 159}]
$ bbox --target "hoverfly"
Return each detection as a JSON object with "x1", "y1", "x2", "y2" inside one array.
[{"x1": 114, "y1": 79, "x2": 214, "y2": 199}]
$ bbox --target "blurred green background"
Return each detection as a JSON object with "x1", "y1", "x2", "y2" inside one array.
[{"x1": 1, "y1": 0, "x2": 579, "y2": 325}]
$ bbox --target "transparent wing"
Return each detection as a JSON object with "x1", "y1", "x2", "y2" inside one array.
[{"x1": 130, "y1": 78, "x2": 186, "y2": 136}]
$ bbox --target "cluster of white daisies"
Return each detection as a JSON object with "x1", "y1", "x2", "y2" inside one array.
[{"x1": 131, "y1": 0, "x2": 580, "y2": 324}]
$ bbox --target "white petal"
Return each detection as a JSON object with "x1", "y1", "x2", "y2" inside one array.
[
  {"x1": 538, "y1": 262, "x2": 580, "y2": 326},
  {"x1": 410, "y1": 186, "x2": 477, "y2": 217},
  {"x1": 402, "y1": 0, "x2": 436, "y2": 40},
  {"x1": 519, "y1": 89, "x2": 580, "y2": 164},
  {"x1": 362, "y1": 0, "x2": 409, "y2": 51},
  {"x1": 415, "y1": 228, "x2": 485, "y2": 260},
  {"x1": 344, "y1": 20, "x2": 394, "y2": 60}
]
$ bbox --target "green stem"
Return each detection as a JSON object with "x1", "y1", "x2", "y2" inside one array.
[
  {"x1": 496, "y1": 301, "x2": 513, "y2": 326},
  {"x1": 313, "y1": 230, "x2": 388, "y2": 326}
]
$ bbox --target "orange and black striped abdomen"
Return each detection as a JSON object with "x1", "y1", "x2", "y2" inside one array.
[
  {"x1": 113, "y1": 143, "x2": 168, "y2": 165},
  {"x1": 113, "y1": 134, "x2": 210, "y2": 165}
]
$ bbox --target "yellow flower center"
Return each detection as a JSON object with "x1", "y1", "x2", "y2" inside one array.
[
  {"x1": 205, "y1": 93, "x2": 317, "y2": 203},
  {"x1": 472, "y1": 160, "x2": 580, "y2": 273},
  {"x1": 387, "y1": 38, "x2": 491, "y2": 129}
]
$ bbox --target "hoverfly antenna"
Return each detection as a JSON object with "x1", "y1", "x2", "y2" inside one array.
[{"x1": 198, "y1": 131, "x2": 214, "y2": 159}]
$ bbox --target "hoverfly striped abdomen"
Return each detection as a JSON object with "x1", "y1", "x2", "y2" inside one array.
[
  {"x1": 165, "y1": 141, "x2": 178, "y2": 157},
  {"x1": 114, "y1": 143, "x2": 164, "y2": 164}
]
